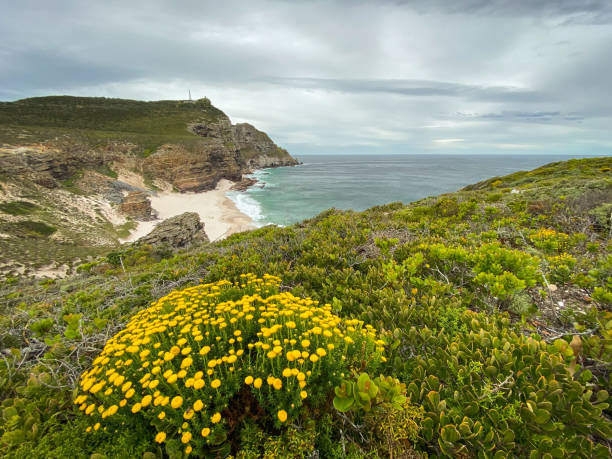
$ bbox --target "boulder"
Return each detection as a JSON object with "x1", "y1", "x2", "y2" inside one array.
[
  {"x1": 136, "y1": 212, "x2": 208, "y2": 248},
  {"x1": 118, "y1": 192, "x2": 154, "y2": 220}
]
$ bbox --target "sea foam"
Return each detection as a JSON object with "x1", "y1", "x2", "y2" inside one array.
[{"x1": 227, "y1": 191, "x2": 266, "y2": 227}]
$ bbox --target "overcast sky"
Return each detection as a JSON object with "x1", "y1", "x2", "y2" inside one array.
[{"x1": 2, "y1": 0, "x2": 612, "y2": 155}]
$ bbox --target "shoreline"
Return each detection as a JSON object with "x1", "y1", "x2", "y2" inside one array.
[{"x1": 122, "y1": 179, "x2": 256, "y2": 243}]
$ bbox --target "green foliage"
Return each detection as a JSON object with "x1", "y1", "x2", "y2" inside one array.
[
  {"x1": 29, "y1": 318, "x2": 54, "y2": 337},
  {"x1": 5, "y1": 220, "x2": 56, "y2": 238},
  {"x1": 333, "y1": 373, "x2": 406, "y2": 413},
  {"x1": 1, "y1": 156, "x2": 611, "y2": 457},
  {"x1": 0, "y1": 201, "x2": 39, "y2": 216}
]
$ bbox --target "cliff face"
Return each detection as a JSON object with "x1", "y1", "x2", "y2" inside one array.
[
  {"x1": 142, "y1": 116, "x2": 243, "y2": 192},
  {"x1": 0, "y1": 143, "x2": 112, "y2": 188},
  {"x1": 232, "y1": 123, "x2": 299, "y2": 170},
  {"x1": 0, "y1": 99, "x2": 297, "y2": 193},
  {"x1": 141, "y1": 119, "x2": 299, "y2": 192}
]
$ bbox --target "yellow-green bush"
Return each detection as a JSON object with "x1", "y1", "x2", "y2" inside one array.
[{"x1": 74, "y1": 274, "x2": 384, "y2": 456}]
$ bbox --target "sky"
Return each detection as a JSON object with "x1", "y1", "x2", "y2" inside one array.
[{"x1": 1, "y1": 0, "x2": 612, "y2": 156}]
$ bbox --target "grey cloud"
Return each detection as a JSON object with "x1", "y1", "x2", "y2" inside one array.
[
  {"x1": 0, "y1": 0, "x2": 611, "y2": 155},
  {"x1": 379, "y1": 0, "x2": 612, "y2": 23},
  {"x1": 257, "y1": 77, "x2": 545, "y2": 103},
  {"x1": 457, "y1": 111, "x2": 585, "y2": 123}
]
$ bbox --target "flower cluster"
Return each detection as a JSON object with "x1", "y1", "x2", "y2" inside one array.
[
  {"x1": 529, "y1": 227, "x2": 570, "y2": 254},
  {"x1": 75, "y1": 274, "x2": 384, "y2": 456}
]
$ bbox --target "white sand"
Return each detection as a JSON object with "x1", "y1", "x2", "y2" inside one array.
[{"x1": 123, "y1": 180, "x2": 255, "y2": 243}]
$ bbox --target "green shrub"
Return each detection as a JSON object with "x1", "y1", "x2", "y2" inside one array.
[
  {"x1": 11, "y1": 220, "x2": 56, "y2": 237},
  {"x1": 0, "y1": 201, "x2": 39, "y2": 216},
  {"x1": 74, "y1": 274, "x2": 384, "y2": 457}
]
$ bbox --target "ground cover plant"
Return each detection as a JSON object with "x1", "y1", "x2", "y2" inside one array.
[{"x1": 1, "y1": 157, "x2": 611, "y2": 457}]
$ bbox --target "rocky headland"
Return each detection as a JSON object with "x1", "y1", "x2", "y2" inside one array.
[{"x1": 0, "y1": 96, "x2": 298, "y2": 278}]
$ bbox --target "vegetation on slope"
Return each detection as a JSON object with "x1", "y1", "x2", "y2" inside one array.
[
  {"x1": 0, "y1": 157, "x2": 611, "y2": 458},
  {"x1": 0, "y1": 96, "x2": 224, "y2": 152}
]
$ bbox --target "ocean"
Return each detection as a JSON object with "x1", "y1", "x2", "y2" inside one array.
[{"x1": 227, "y1": 154, "x2": 602, "y2": 227}]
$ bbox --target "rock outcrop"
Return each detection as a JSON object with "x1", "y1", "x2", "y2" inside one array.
[
  {"x1": 118, "y1": 192, "x2": 154, "y2": 220},
  {"x1": 0, "y1": 143, "x2": 111, "y2": 188},
  {"x1": 232, "y1": 123, "x2": 299, "y2": 170},
  {"x1": 136, "y1": 212, "x2": 209, "y2": 248}
]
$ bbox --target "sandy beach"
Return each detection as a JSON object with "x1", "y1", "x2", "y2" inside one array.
[{"x1": 123, "y1": 179, "x2": 255, "y2": 243}]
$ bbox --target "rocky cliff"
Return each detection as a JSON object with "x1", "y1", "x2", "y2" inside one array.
[{"x1": 232, "y1": 123, "x2": 299, "y2": 171}]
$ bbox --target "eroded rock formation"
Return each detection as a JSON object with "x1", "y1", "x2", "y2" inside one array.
[
  {"x1": 136, "y1": 212, "x2": 208, "y2": 248},
  {"x1": 118, "y1": 192, "x2": 154, "y2": 221}
]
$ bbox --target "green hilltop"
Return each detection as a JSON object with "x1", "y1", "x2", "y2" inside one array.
[
  {"x1": 1, "y1": 157, "x2": 611, "y2": 457},
  {"x1": 0, "y1": 96, "x2": 225, "y2": 151}
]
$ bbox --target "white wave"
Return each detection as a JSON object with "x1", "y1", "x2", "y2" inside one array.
[{"x1": 227, "y1": 191, "x2": 267, "y2": 227}]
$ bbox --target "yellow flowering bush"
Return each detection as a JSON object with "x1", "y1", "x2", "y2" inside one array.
[{"x1": 74, "y1": 274, "x2": 384, "y2": 456}]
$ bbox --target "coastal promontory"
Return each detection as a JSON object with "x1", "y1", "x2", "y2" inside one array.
[{"x1": 0, "y1": 96, "x2": 298, "y2": 277}]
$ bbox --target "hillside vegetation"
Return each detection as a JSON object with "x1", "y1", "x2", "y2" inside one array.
[
  {"x1": 0, "y1": 96, "x2": 224, "y2": 152},
  {"x1": 1, "y1": 157, "x2": 611, "y2": 458}
]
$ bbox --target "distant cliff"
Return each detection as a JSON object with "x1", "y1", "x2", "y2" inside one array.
[
  {"x1": 0, "y1": 96, "x2": 298, "y2": 277},
  {"x1": 0, "y1": 96, "x2": 298, "y2": 192}
]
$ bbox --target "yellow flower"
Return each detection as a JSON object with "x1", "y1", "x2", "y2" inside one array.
[
  {"x1": 93, "y1": 422, "x2": 100, "y2": 431},
  {"x1": 245, "y1": 375, "x2": 254, "y2": 385},
  {"x1": 253, "y1": 378, "x2": 263, "y2": 389},
  {"x1": 211, "y1": 412, "x2": 221, "y2": 424},
  {"x1": 201, "y1": 427, "x2": 211, "y2": 437},
  {"x1": 141, "y1": 395, "x2": 152, "y2": 407},
  {"x1": 277, "y1": 410, "x2": 288, "y2": 422},
  {"x1": 194, "y1": 378, "x2": 205, "y2": 390},
  {"x1": 181, "y1": 431, "x2": 192, "y2": 443},
  {"x1": 193, "y1": 400, "x2": 204, "y2": 411},
  {"x1": 158, "y1": 411, "x2": 166, "y2": 419},
  {"x1": 199, "y1": 346, "x2": 211, "y2": 355},
  {"x1": 273, "y1": 378, "x2": 282, "y2": 390},
  {"x1": 171, "y1": 396, "x2": 183, "y2": 409},
  {"x1": 301, "y1": 340, "x2": 310, "y2": 348},
  {"x1": 282, "y1": 368, "x2": 292, "y2": 377},
  {"x1": 185, "y1": 445, "x2": 192, "y2": 454},
  {"x1": 316, "y1": 348, "x2": 327, "y2": 357},
  {"x1": 300, "y1": 390, "x2": 308, "y2": 399},
  {"x1": 211, "y1": 379, "x2": 221, "y2": 389},
  {"x1": 131, "y1": 403, "x2": 142, "y2": 413},
  {"x1": 184, "y1": 409, "x2": 195, "y2": 420}
]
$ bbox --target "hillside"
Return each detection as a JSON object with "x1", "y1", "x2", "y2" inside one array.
[
  {"x1": 0, "y1": 96, "x2": 298, "y2": 277},
  {"x1": 0, "y1": 157, "x2": 611, "y2": 458}
]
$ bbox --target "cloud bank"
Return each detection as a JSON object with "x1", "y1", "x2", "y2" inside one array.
[{"x1": 1, "y1": 0, "x2": 611, "y2": 155}]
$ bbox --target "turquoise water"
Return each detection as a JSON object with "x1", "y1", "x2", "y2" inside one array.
[{"x1": 227, "y1": 154, "x2": 601, "y2": 227}]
